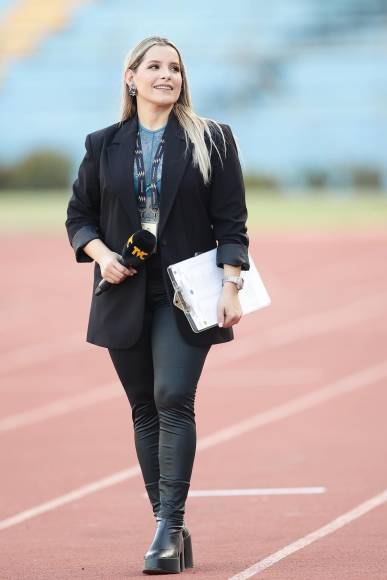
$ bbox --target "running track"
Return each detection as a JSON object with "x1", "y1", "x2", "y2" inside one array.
[{"x1": 1, "y1": 231, "x2": 386, "y2": 579}]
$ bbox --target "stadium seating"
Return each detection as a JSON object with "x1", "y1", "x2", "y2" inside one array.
[{"x1": 0, "y1": 0, "x2": 385, "y2": 185}]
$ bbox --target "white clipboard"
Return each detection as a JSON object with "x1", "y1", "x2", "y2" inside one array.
[{"x1": 167, "y1": 248, "x2": 271, "y2": 333}]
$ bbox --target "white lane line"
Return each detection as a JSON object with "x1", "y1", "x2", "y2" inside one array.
[
  {"x1": 1, "y1": 291, "x2": 386, "y2": 378},
  {"x1": 0, "y1": 466, "x2": 141, "y2": 532},
  {"x1": 0, "y1": 383, "x2": 120, "y2": 432},
  {"x1": 141, "y1": 487, "x2": 326, "y2": 498},
  {"x1": 228, "y1": 488, "x2": 387, "y2": 579},
  {"x1": 0, "y1": 360, "x2": 385, "y2": 532},
  {"x1": 227, "y1": 291, "x2": 387, "y2": 361},
  {"x1": 251, "y1": 232, "x2": 387, "y2": 243},
  {"x1": 196, "y1": 360, "x2": 387, "y2": 450},
  {"x1": 267, "y1": 292, "x2": 387, "y2": 347},
  {"x1": 1, "y1": 289, "x2": 385, "y2": 429},
  {"x1": 209, "y1": 368, "x2": 321, "y2": 387},
  {"x1": 188, "y1": 487, "x2": 326, "y2": 497},
  {"x1": 0, "y1": 332, "x2": 89, "y2": 376},
  {"x1": 0, "y1": 368, "x2": 320, "y2": 432}
]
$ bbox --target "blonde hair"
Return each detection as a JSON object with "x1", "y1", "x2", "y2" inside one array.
[{"x1": 119, "y1": 36, "x2": 231, "y2": 186}]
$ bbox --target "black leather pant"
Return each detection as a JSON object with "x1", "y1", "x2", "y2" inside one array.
[{"x1": 108, "y1": 252, "x2": 211, "y2": 525}]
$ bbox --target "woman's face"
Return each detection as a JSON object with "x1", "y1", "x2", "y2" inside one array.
[{"x1": 126, "y1": 44, "x2": 183, "y2": 108}]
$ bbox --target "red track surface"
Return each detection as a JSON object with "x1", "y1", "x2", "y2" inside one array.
[{"x1": 1, "y1": 231, "x2": 386, "y2": 579}]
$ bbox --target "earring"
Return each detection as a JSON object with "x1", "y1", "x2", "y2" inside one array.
[{"x1": 128, "y1": 83, "x2": 137, "y2": 97}]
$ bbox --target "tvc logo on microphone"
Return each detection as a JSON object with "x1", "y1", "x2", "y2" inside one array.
[{"x1": 127, "y1": 234, "x2": 149, "y2": 261}]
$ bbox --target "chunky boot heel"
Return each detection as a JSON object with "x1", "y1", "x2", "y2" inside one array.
[
  {"x1": 143, "y1": 518, "x2": 185, "y2": 574},
  {"x1": 180, "y1": 544, "x2": 185, "y2": 572},
  {"x1": 183, "y1": 531, "x2": 193, "y2": 568}
]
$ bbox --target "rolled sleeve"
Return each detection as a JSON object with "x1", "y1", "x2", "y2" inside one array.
[
  {"x1": 217, "y1": 245, "x2": 250, "y2": 271},
  {"x1": 208, "y1": 124, "x2": 250, "y2": 271},
  {"x1": 71, "y1": 225, "x2": 100, "y2": 263},
  {"x1": 65, "y1": 133, "x2": 101, "y2": 263}
]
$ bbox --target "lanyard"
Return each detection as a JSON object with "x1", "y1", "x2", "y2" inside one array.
[{"x1": 134, "y1": 130, "x2": 165, "y2": 212}]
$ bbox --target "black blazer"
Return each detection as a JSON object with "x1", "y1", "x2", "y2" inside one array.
[{"x1": 65, "y1": 109, "x2": 250, "y2": 349}]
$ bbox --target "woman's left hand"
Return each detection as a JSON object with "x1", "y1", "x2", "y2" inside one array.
[{"x1": 217, "y1": 284, "x2": 243, "y2": 328}]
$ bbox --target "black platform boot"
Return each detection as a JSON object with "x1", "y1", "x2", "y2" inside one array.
[
  {"x1": 143, "y1": 517, "x2": 185, "y2": 574},
  {"x1": 143, "y1": 480, "x2": 192, "y2": 573},
  {"x1": 145, "y1": 481, "x2": 193, "y2": 569}
]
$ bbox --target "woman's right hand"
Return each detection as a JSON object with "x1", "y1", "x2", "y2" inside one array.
[{"x1": 99, "y1": 251, "x2": 138, "y2": 284}]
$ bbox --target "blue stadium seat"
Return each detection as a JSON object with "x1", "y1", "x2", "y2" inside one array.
[{"x1": 0, "y1": 0, "x2": 386, "y2": 186}]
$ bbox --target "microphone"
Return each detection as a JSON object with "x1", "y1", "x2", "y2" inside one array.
[{"x1": 95, "y1": 229, "x2": 157, "y2": 296}]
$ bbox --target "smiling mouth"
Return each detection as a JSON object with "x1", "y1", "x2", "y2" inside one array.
[{"x1": 154, "y1": 86, "x2": 173, "y2": 91}]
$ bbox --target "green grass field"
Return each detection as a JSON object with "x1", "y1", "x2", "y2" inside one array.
[{"x1": 0, "y1": 189, "x2": 386, "y2": 233}]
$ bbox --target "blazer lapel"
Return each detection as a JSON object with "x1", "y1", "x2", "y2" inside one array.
[
  {"x1": 107, "y1": 109, "x2": 192, "y2": 239},
  {"x1": 158, "y1": 110, "x2": 192, "y2": 239},
  {"x1": 107, "y1": 115, "x2": 141, "y2": 231}
]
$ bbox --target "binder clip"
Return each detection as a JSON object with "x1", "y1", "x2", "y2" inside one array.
[{"x1": 173, "y1": 289, "x2": 191, "y2": 313}]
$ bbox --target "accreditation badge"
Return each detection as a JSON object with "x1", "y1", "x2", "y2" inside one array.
[{"x1": 141, "y1": 221, "x2": 158, "y2": 251}]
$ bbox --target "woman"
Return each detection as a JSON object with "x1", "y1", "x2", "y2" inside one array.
[{"x1": 65, "y1": 36, "x2": 249, "y2": 575}]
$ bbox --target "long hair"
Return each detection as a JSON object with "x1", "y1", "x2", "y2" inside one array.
[{"x1": 119, "y1": 36, "x2": 232, "y2": 186}]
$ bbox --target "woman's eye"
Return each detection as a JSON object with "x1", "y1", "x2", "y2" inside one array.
[{"x1": 149, "y1": 65, "x2": 180, "y2": 72}]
